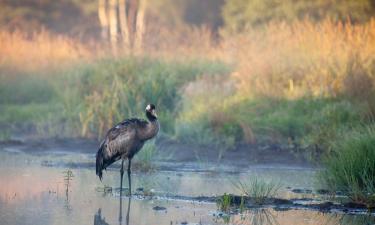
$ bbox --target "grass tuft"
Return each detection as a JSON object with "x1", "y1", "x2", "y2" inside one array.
[
  {"x1": 216, "y1": 193, "x2": 233, "y2": 213},
  {"x1": 133, "y1": 141, "x2": 157, "y2": 172},
  {"x1": 233, "y1": 177, "x2": 281, "y2": 204},
  {"x1": 319, "y1": 125, "x2": 375, "y2": 207}
]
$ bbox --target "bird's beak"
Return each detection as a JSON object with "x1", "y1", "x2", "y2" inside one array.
[{"x1": 152, "y1": 109, "x2": 157, "y2": 117}]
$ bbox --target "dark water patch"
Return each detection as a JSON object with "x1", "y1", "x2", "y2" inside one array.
[
  {"x1": 317, "y1": 189, "x2": 331, "y2": 195},
  {"x1": 0, "y1": 139, "x2": 24, "y2": 146},
  {"x1": 291, "y1": 188, "x2": 313, "y2": 194},
  {"x1": 153, "y1": 206, "x2": 167, "y2": 211},
  {"x1": 273, "y1": 206, "x2": 291, "y2": 211}
]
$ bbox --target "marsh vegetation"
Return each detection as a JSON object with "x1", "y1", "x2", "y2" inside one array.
[{"x1": 1, "y1": 1, "x2": 375, "y2": 222}]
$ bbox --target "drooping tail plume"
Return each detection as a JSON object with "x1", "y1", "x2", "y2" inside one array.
[{"x1": 96, "y1": 143, "x2": 105, "y2": 181}]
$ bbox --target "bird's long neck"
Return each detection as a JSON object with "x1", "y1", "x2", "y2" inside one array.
[
  {"x1": 139, "y1": 112, "x2": 159, "y2": 141},
  {"x1": 146, "y1": 111, "x2": 157, "y2": 122}
]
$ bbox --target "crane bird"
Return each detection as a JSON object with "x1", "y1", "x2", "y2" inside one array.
[{"x1": 96, "y1": 104, "x2": 159, "y2": 195}]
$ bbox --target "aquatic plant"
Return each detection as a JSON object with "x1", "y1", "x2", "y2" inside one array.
[
  {"x1": 216, "y1": 193, "x2": 233, "y2": 213},
  {"x1": 239, "y1": 195, "x2": 245, "y2": 213},
  {"x1": 233, "y1": 178, "x2": 281, "y2": 204},
  {"x1": 63, "y1": 170, "x2": 74, "y2": 191},
  {"x1": 319, "y1": 125, "x2": 375, "y2": 207}
]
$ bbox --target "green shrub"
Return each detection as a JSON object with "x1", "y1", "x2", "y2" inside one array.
[{"x1": 319, "y1": 125, "x2": 375, "y2": 207}]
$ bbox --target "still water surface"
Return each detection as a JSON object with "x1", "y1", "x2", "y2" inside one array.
[{"x1": 0, "y1": 150, "x2": 373, "y2": 225}]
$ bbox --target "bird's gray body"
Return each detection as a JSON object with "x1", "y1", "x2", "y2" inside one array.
[{"x1": 96, "y1": 116, "x2": 159, "y2": 180}]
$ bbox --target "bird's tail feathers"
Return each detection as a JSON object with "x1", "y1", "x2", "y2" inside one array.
[{"x1": 96, "y1": 143, "x2": 105, "y2": 181}]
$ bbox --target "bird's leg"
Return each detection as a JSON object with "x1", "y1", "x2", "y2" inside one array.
[
  {"x1": 126, "y1": 196, "x2": 131, "y2": 225},
  {"x1": 120, "y1": 158, "x2": 125, "y2": 192},
  {"x1": 119, "y1": 191, "x2": 123, "y2": 225},
  {"x1": 127, "y1": 158, "x2": 132, "y2": 196}
]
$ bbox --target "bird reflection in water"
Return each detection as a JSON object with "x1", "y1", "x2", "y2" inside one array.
[
  {"x1": 94, "y1": 191, "x2": 131, "y2": 225},
  {"x1": 119, "y1": 190, "x2": 131, "y2": 225},
  {"x1": 94, "y1": 209, "x2": 109, "y2": 225}
]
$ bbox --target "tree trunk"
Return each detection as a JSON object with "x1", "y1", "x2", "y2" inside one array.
[
  {"x1": 127, "y1": 0, "x2": 138, "y2": 48},
  {"x1": 134, "y1": 0, "x2": 146, "y2": 52},
  {"x1": 108, "y1": 0, "x2": 119, "y2": 53},
  {"x1": 98, "y1": 0, "x2": 146, "y2": 53},
  {"x1": 98, "y1": 0, "x2": 109, "y2": 41},
  {"x1": 118, "y1": 0, "x2": 130, "y2": 48}
]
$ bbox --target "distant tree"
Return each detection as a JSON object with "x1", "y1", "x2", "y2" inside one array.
[
  {"x1": 0, "y1": 0, "x2": 98, "y2": 38},
  {"x1": 98, "y1": 0, "x2": 146, "y2": 52},
  {"x1": 147, "y1": 0, "x2": 224, "y2": 31},
  {"x1": 183, "y1": 0, "x2": 224, "y2": 31},
  {"x1": 222, "y1": 0, "x2": 375, "y2": 32}
]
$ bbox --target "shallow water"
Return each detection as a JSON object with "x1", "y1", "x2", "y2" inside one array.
[{"x1": 0, "y1": 149, "x2": 373, "y2": 225}]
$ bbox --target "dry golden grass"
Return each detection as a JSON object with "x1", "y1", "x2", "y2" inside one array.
[
  {"x1": 141, "y1": 25, "x2": 222, "y2": 61},
  {"x1": 1, "y1": 18, "x2": 374, "y2": 100},
  {"x1": 0, "y1": 26, "x2": 222, "y2": 77},
  {"x1": 0, "y1": 30, "x2": 91, "y2": 75},
  {"x1": 222, "y1": 19, "x2": 375, "y2": 99}
]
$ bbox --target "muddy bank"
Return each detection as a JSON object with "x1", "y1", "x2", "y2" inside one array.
[
  {"x1": 127, "y1": 193, "x2": 373, "y2": 215},
  {"x1": 0, "y1": 136, "x2": 313, "y2": 169}
]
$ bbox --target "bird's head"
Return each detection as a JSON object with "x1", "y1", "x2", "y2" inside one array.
[{"x1": 145, "y1": 104, "x2": 157, "y2": 120}]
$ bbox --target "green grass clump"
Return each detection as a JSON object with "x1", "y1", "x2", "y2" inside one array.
[
  {"x1": 216, "y1": 193, "x2": 233, "y2": 213},
  {"x1": 133, "y1": 141, "x2": 157, "y2": 172},
  {"x1": 218, "y1": 97, "x2": 365, "y2": 156},
  {"x1": 55, "y1": 57, "x2": 230, "y2": 139},
  {"x1": 319, "y1": 125, "x2": 375, "y2": 207},
  {"x1": 233, "y1": 177, "x2": 281, "y2": 204},
  {"x1": 177, "y1": 92, "x2": 366, "y2": 157}
]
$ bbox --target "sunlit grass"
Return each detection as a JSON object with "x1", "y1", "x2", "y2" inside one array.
[
  {"x1": 0, "y1": 30, "x2": 91, "y2": 74},
  {"x1": 0, "y1": 19, "x2": 375, "y2": 158},
  {"x1": 227, "y1": 19, "x2": 375, "y2": 99}
]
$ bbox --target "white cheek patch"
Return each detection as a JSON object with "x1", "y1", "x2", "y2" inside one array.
[{"x1": 146, "y1": 105, "x2": 151, "y2": 110}]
